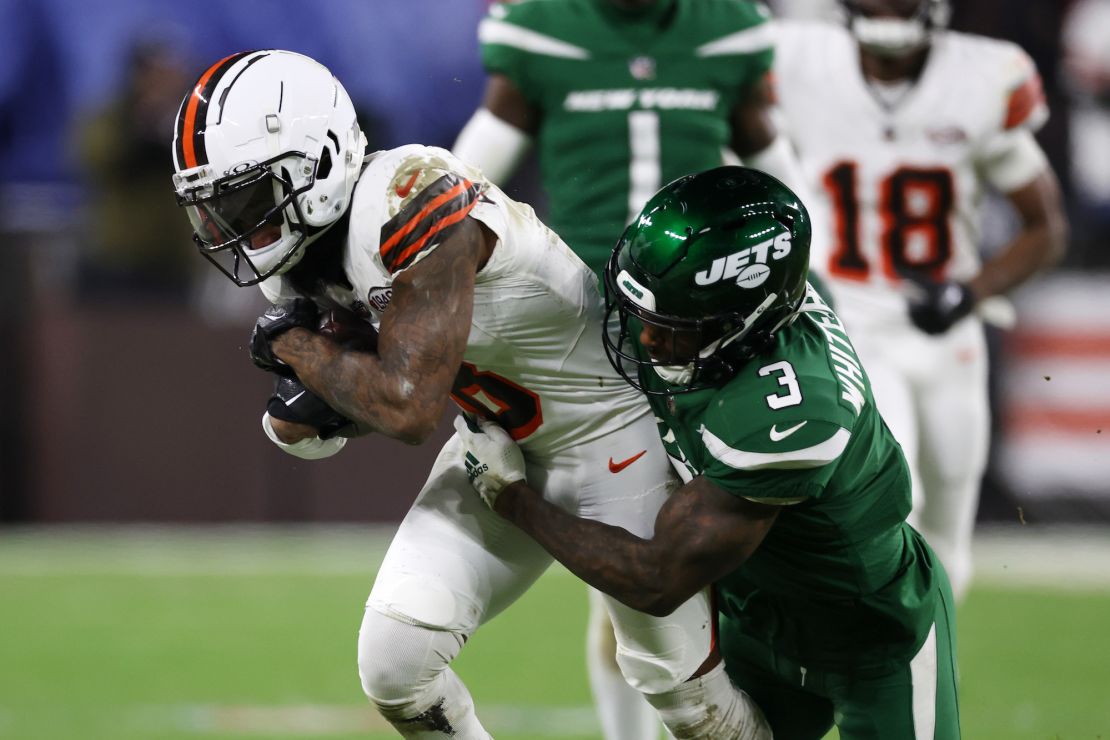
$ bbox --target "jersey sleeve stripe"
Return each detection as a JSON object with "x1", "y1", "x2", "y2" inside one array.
[
  {"x1": 390, "y1": 194, "x2": 480, "y2": 273},
  {"x1": 702, "y1": 427, "x2": 851, "y2": 470},
  {"x1": 379, "y1": 176, "x2": 481, "y2": 273},
  {"x1": 381, "y1": 176, "x2": 471, "y2": 259},
  {"x1": 478, "y1": 18, "x2": 591, "y2": 59},
  {"x1": 695, "y1": 22, "x2": 775, "y2": 57},
  {"x1": 1004, "y1": 71, "x2": 1047, "y2": 130}
]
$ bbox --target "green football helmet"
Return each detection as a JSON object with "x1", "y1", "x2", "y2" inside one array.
[{"x1": 603, "y1": 166, "x2": 812, "y2": 394}]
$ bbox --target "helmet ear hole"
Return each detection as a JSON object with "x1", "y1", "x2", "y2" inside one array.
[{"x1": 316, "y1": 146, "x2": 333, "y2": 181}]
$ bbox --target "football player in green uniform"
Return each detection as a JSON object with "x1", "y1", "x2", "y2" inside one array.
[
  {"x1": 455, "y1": 167, "x2": 962, "y2": 739},
  {"x1": 453, "y1": 4, "x2": 812, "y2": 733},
  {"x1": 453, "y1": 0, "x2": 809, "y2": 278}
]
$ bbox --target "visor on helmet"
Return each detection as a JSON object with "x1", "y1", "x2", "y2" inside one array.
[
  {"x1": 175, "y1": 152, "x2": 315, "y2": 286},
  {"x1": 185, "y1": 172, "x2": 287, "y2": 250}
]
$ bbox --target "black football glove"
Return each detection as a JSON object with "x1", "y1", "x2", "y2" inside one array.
[
  {"x1": 249, "y1": 299, "x2": 319, "y2": 376},
  {"x1": 905, "y1": 277, "x2": 975, "y2": 335},
  {"x1": 266, "y1": 375, "x2": 357, "y2": 440}
]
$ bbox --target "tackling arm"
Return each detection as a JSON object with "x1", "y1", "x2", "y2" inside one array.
[
  {"x1": 270, "y1": 217, "x2": 494, "y2": 444},
  {"x1": 495, "y1": 475, "x2": 780, "y2": 617}
]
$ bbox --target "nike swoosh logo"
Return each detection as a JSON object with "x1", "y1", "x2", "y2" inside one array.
[
  {"x1": 769, "y1": 421, "x2": 807, "y2": 442},
  {"x1": 394, "y1": 170, "x2": 420, "y2": 198},
  {"x1": 609, "y1": 450, "x2": 647, "y2": 474},
  {"x1": 284, "y1": 390, "x2": 306, "y2": 406}
]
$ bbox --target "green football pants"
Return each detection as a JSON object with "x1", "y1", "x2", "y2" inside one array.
[{"x1": 719, "y1": 582, "x2": 960, "y2": 739}]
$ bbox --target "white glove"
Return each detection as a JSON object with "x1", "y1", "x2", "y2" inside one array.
[{"x1": 452, "y1": 415, "x2": 526, "y2": 509}]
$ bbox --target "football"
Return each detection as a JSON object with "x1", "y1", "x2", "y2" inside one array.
[{"x1": 316, "y1": 307, "x2": 379, "y2": 352}]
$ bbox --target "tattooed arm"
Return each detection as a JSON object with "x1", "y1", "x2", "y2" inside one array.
[
  {"x1": 270, "y1": 217, "x2": 494, "y2": 444},
  {"x1": 494, "y1": 476, "x2": 780, "y2": 617}
]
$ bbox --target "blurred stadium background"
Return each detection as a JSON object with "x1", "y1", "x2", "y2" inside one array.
[{"x1": 0, "y1": 0, "x2": 1107, "y2": 738}]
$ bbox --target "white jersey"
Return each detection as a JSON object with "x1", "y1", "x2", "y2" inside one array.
[
  {"x1": 773, "y1": 22, "x2": 1050, "y2": 329},
  {"x1": 263, "y1": 144, "x2": 649, "y2": 457}
]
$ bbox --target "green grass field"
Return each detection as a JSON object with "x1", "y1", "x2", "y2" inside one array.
[{"x1": 1, "y1": 526, "x2": 1108, "y2": 740}]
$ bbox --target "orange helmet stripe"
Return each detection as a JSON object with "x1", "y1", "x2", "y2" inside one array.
[{"x1": 175, "y1": 51, "x2": 260, "y2": 170}]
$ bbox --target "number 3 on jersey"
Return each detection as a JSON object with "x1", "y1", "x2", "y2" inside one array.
[
  {"x1": 451, "y1": 362, "x2": 543, "y2": 441},
  {"x1": 824, "y1": 162, "x2": 955, "y2": 282},
  {"x1": 759, "y1": 360, "x2": 803, "y2": 409}
]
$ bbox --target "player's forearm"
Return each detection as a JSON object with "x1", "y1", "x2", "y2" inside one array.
[
  {"x1": 273, "y1": 226, "x2": 481, "y2": 443},
  {"x1": 496, "y1": 482, "x2": 688, "y2": 616},
  {"x1": 969, "y1": 219, "x2": 1067, "y2": 301},
  {"x1": 970, "y1": 171, "x2": 1068, "y2": 300},
  {"x1": 272, "y1": 328, "x2": 446, "y2": 444}
]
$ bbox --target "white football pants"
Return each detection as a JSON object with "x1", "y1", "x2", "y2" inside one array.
[
  {"x1": 358, "y1": 412, "x2": 716, "y2": 738},
  {"x1": 586, "y1": 587, "x2": 665, "y2": 740}
]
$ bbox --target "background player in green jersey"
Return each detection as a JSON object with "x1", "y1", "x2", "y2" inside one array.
[
  {"x1": 453, "y1": 0, "x2": 809, "y2": 278},
  {"x1": 453, "y1": 3, "x2": 811, "y2": 733},
  {"x1": 455, "y1": 167, "x2": 962, "y2": 739}
]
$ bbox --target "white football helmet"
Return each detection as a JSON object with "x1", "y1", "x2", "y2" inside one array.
[
  {"x1": 841, "y1": 0, "x2": 950, "y2": 58},
  {"x1": 171, "y1": 50, "x2": 367, "y2": 286}
]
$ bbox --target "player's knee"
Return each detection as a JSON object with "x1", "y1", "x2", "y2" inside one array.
[
  {"x1": 614, "y1": 645, "x2": 694, "y2": 694},
  {"x1": 356, "y1": 607, "x2": 463, "y2": 705},
  {"x1": 606, "y1": 595, "x2": 714, "y2": 695}
]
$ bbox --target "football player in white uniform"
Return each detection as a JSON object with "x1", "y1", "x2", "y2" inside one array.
[
  {"x1": 170, "y1": 50, "x2": 770, "y2": 740},
  {"x1": 773, "y1": 0, "x2": 1068, "y2": 599}
]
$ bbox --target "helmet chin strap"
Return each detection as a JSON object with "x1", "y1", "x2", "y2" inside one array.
[
  {"x1": 652, "y1": 292, "x2": 778, "y2": 385},
  {"x1": 652, "y1": 362, "x2": 697, "y2": 386}
]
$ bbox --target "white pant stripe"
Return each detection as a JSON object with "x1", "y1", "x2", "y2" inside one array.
[{"x1": 909, "y1": 622, "x2": 938, "y2": 739}]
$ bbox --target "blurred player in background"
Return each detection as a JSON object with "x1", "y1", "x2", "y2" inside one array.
[
  {"x1": 452, "y1": 2, "x2": 810, "y2": 733},
  {"x1": 773, "y1": 0, "x2": 1068, "y2": 599},
  {"x1": 453, "y1": 0, "x2": 809, "y2": 277},
  {"x1": 456, "y1": 166, "x2": 962, "y2": 740},
  {"x1": 171, "y1": 50, "x2": 771, "y2": 739}
]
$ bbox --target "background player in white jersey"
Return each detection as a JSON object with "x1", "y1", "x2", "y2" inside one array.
[
  {"x1": 170, "y1": 50, "x2": 770, "y2": 739},
  {"x1": 453, "y1": 2, "x2": 811, "y2": 733},
  {"x1": 772, "y1": 0, "x2": 1068, "y2": 599}
]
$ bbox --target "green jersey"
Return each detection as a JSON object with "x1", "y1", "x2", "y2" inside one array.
[
  {"x1": 642, "y1": 288, "x2": 940, "y2": 673},
  {"x1": 479, "y1": 0, "x2": 774, "y2": 274}
]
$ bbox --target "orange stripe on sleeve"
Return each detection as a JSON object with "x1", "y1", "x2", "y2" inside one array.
[
  {"x1": 1004, "y1": 72, "x2": 1045, "y2": 130},
  {"x1": 388, "y1": 198, "x2": 479, "y2": 271},
  {"x1": 379, "y1": 180, "x2": 471, "y2": 260}
]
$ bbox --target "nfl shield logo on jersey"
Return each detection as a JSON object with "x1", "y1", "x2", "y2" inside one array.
[{"x1": 629, "y1": 56, "x2": 656, "y2": 81}]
